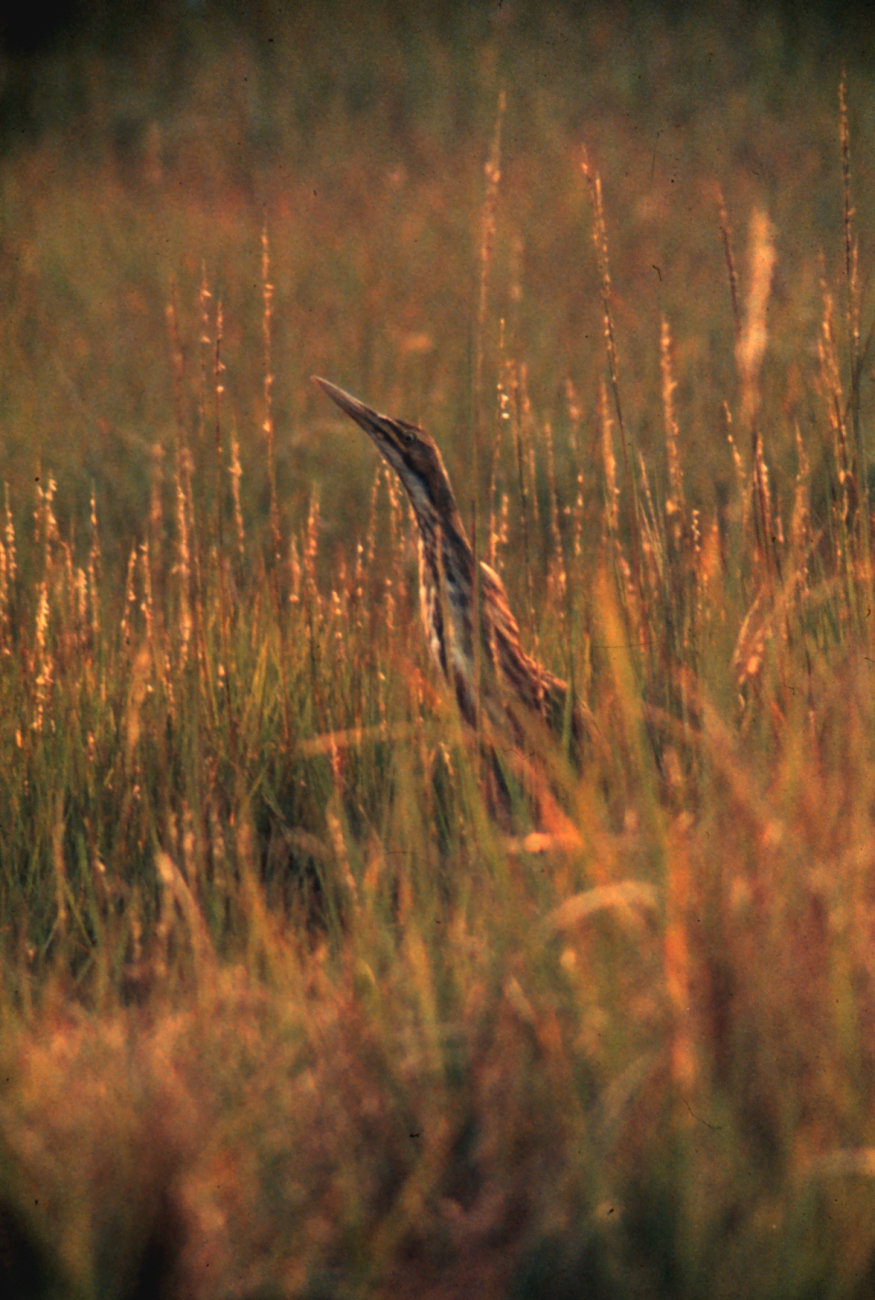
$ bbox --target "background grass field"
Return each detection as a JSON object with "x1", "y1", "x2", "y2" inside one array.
[{"x1": 3, "y1": 2, "x2": 875, "y2": 1296}]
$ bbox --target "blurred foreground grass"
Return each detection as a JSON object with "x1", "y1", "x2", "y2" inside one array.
[{"x1": 3, "y1": 3, "x2": 875, "y2": 1297}]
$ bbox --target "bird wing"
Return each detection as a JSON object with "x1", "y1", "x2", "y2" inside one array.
[
  {"x1": 478, "y1": 560, "x2": 522, "y2": 643},
  {"x1": 478, "y1": 559, "x2": 575, "y2": 730},
  {"x1": 478, "y1": 560, "x2": 550, "y2": 698}
]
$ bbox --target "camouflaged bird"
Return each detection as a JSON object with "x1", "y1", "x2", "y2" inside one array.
[{"x1": 314, "y1": 378, "x2": 583, "y2": 765}]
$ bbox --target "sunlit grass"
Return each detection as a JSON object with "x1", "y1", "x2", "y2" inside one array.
[{"x1": 3, "y1": 5, "x2": 875, "y2": 1297}]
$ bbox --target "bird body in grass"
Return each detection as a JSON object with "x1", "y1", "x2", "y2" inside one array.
[{"x1": 314, "y1": 377, "x2": 583, "y2": 766}]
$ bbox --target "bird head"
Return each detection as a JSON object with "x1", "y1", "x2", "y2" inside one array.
[{"x1": 313, "y1": 377, "x2": 463, "y2": 536}]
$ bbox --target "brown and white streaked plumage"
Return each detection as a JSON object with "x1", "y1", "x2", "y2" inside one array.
[{"x1": 313, "y1": 377, "x2": 582, "y2": 759}]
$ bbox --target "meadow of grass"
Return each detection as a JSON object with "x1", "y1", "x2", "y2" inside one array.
[{"x1": 3, "y1": 2, "x2": 875, "y2": 1296}]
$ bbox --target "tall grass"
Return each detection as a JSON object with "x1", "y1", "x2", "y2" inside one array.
[{"x1": 2, "y1": 5, "x2": 875, "y2": 1297}]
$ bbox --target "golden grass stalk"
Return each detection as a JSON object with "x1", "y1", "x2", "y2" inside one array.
[
  {"x1": 839, "y1": 76, "x2": 860, "y2": 385},
  {"x1": 329, "y1": 583, "x2": 347, "y2": 670},
  {"x1": 213, "y1": 300, "x2": 237, "y2": 762},
  {"x1": 544, "y1": 419, "x2": 567, "y2": 610},
  {"x1": 229, "y1": 428, "x2": 245, "y2": 563},
  {"x1": 549, "y1": 879, "x2": 659, "y2": 930},
  {"x1": 155, "y1": 849, "x2": 213, "y2": 978},
  {"x1": 299, "y1": 721, "x2": 416, "y2": 757},
  {"x1": 698, "y1": 516, "x2": 723, "y2": 628},
  {"x1": 599, "y1": 377, "x2": 619, "y2": 538},
  {"x1": 4, "y1": 482, "x2": 16, "y2": 588},
  {"x1": 519, "y1": 363, "x2": 538, "y2": 531},
  {"x1": 32, "y1": 579, "x2": 52, "y2": 733},
  {"x1": 0, "y1": 539, "x2": 8, "y2": 644},
  {"x1": 565, "y1": 377, "x2": 581, "y2": 453},
  {"x1": 119, "y1": 545, "x2": 137, "y2": 650},
  {"x1": 840, "y1": 83, "x2": 871, "y2": 600},
  {"x1": 497, "y1": 491, "x2": 510, "y2": 576},
  {"x1": 753, "y1": 437, "x2": 775, "y2": 575},
  {"x1": 582, "y1": 150, "x2": 641, "y2": 591},
  {"x1": 818, "y1": 280, "x2": 855, "y2": 531},
  {"x1": 737, "y1": 209, "x2": 776, "y2": 433},
  {"x1": 664, "y1": 815, "x2": 697, "y2": 1099},
  {"x1": 0, "y1": 484, "x2": 15, "y2": 647},
  {"x1": 509, "y1": 230, "x2": 524, "y2": 339},
  {"x1": 181, "y1": 799, "x2": 197, "y2": 885},
  {"x1": 262, "y1": 225, "x2": 281, "y2": 574},
  {"x1": 717, "y1": 185, "x2": 741, "y2": 337},
  {"x1": 125, "y1": 643, "x2": 151, "y2": 762},
  {"x1": 566, "y1": 377, "x2": 585, "y2": 580},
  {"x1": 303, "y1": 484, "x2": 323, "y2": 698},
  {"x1": 60, "y1": 537, "x2": 74, "y2": 638},
  {"x1": 326, "y1": 806, "x2": 358, "y2": 904},
  {"x1": 74, "y1": 564, "x2": 87, "y2": 647},
  {"x1": 474, "y1": 88, "x2": 506, "y2": 471},
  {"x1": 473, "y1": 89, "x2": 506, "y2": 744},
  {"x1": 167, "y1": 288, "x2": 196, "y2": 662},
  {"x1": 288, "y1": 535, "x2": 301, "y2": 606},
  {"x1": 166, "y1": 286, "x2": 193, "y2": 505},
  {"x1": 637, "y1": 451, "x2": 664, "y2": 595},
  {"x1": 503, "y1": 364, "x2": 537, "y2": 651},
  {"x1": 88, "y1": 489, "x2": 100, "y2": 645},
  {"x1": 32, "y1": 459, "x2": 42, "y2": 544},
  {"x1": 790, "y1": 423, "x2": 812, "y2": 569},
  {"x1": 148, "y1": 440, "x2": 164, "y2": 557},
  {"x1": 690, "y1": 507, "x2": 701, "y2": 567},
  {"x1": 660, "y1": 316, "x2": 685, "y2": 550},
  {"x1": 352, "y1": 538, "x2": 364, "y2": 633},
  {"x1": 504, "y1": 360, "x2": 532, "y2": 626},
  {"x1": 731, "y1": 566, "x2": 813, "y2": 701},
  {"x1": 39, "y1": 475, "x2": 58, "y2": 571},
  {"x1": 213, "y1": 299, "x2": 226, "y2": 549},
  {"x1": 487, "y1": 320, "x2": 509, "y2": 571},
  {"x1": 52, "y1": 797, "x2": 67, "y2": 938},
  {"x1": 571, "y1": 471, "x2": 584, "y2": 569},
  {"x1": 724, "y1": 400, "x2": 749, "y2": 530},
  {"x1": 174, "y1": 465, "x2": 193, "y2": 664},
  {"x1": 139, "y1": 540, "x2": 153, "y2": 649},
  {"x1": 304, "y1": 489, "x2": 321, "y2": 599},
  {"x1": 365, "y1": 464, "x2": 381, "y2": 572},
  {"x1": 383, "y1": 568, "x2": 396, "y2": 634},
  {"x1": 198, "y1": 264, "x2": 212, "y2": 444},
  {"x1": 736, "y1": 209, "x2": 778, "y2": 584}
]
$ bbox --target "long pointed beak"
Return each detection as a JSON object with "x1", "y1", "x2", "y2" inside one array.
[{"x1": 312, "y1": 376, "x2": 386, "y2": 435}]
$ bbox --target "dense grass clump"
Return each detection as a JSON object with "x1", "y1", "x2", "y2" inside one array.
[{"x1": 3, "y1": 4, "x2": 875, "y2": 1297}]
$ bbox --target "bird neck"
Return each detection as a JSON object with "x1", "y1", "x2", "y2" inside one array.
[{"x1": 418, "y1": 505, "x2": 472, "y2": 582}]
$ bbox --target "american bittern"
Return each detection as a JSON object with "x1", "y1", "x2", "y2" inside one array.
[{"x1": 314, "y1": 378, "x2": 583, "y2": 770}]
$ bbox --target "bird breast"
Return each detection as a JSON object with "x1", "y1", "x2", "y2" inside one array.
[
  {"x1": 416, "y1": 537, "x2": 471, "y2": 681},
  {"x1": 418, "y1": 541, "x2": 446, "y2": 673}
]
